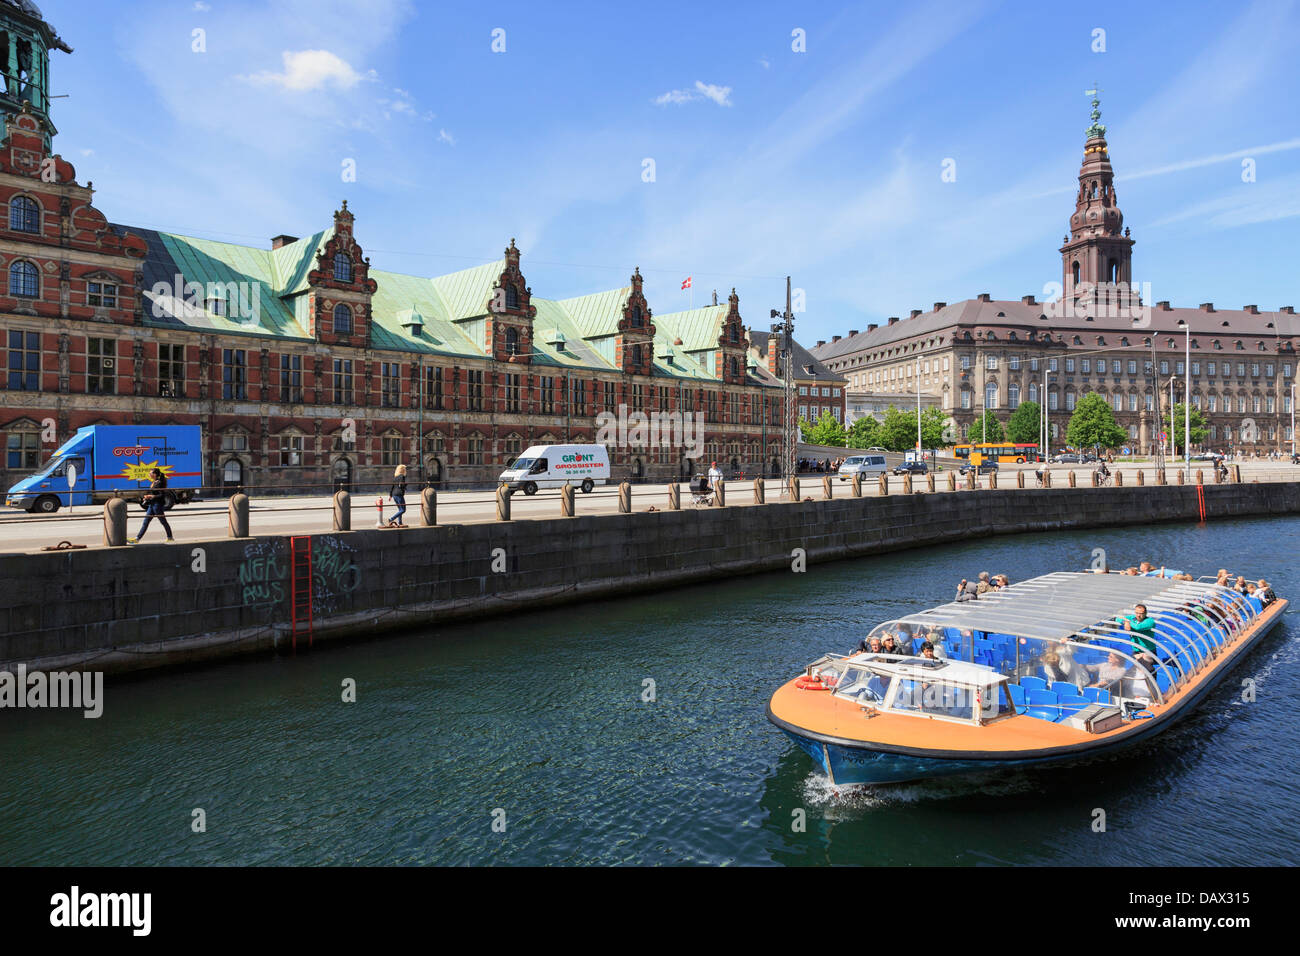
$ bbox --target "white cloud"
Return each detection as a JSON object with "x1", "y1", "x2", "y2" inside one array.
[
  {"x1": 245, "y1": 50, "x2": 375, "y2": 92},
  {"x1": 193, "y1": 1, "x2": 210, "y2": 10},
  {"x1": 80, "y1": 148, "x2": 95, "y2": 157},
  {"x1": 759, "y1": 57, "x2": 770, "y2": 69},
  {"x1": 438, "y1": 128, "x2": 456, "y2": 146},
  {"x1": 654, "y1": 80, "x2": 732, "y2": 107}
]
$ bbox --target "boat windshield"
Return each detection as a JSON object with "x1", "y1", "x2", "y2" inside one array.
[{"x1": 821, "y1": 654, "x2": 1013, "y2": 725}]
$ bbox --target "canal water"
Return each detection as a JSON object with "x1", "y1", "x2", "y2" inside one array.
[{"x1": 2, "y1": 516, "x2": 1296, "y2": 866}]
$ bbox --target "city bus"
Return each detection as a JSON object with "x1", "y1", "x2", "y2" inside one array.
[{"x1": 953, "y1": 442, "x2": 1043, "y2": 464}]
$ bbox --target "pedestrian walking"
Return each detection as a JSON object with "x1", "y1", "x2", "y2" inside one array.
[
  {"x1": 388, "y1": 463, "x2": 408, "y2": 527},
  {"x1": 128, "y1": 468, "x2": 173, "y2": 544}
]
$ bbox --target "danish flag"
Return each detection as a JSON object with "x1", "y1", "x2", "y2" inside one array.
[{"x1": 681, "y1": 276, "x2": 692, "y2": 290}]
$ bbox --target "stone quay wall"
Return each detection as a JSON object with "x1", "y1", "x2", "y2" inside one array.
[{"x1": 3, "y1": 482, "x2": 1298, "y2": 676}]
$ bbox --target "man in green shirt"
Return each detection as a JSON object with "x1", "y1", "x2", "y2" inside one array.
[{"x1": 1117, "y1": 604, "x2": 1158, "y2": 670}]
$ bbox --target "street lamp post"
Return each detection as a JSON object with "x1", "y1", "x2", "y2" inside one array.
[{"x1": 1177, "y1": 319, "x2": 1190, "y2": 479}]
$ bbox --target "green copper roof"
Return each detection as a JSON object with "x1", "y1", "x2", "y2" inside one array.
[
  {"x1": 654, "y1": 304, "x2": 727, "y2": 352},
  {"x1": 271, "y1": 229, "x2": 332, "y2": 296},
  {"x1": 369, "y1": 268, "x2": 484, "y2": 357},
  {"x1": 559, "y1": 286, "x2": 630, "y2": 339},
  {"x1": 430, "y1": 259, "x2": 503, "y2": 321}
]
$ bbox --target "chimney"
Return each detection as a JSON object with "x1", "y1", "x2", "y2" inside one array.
[
  {"x1": 909, "y1": 309, "x2": 922, "y2": 319},
  {"x1": 867, "y1": 323, "x2": 878, "y2": 332},
  {"x1": 832, "y1": 335, "x2": 841, "y2": 343},
  {"x1": 1157, "y1": 301, "x2": 1171, "y2": 310},
  {"x1": 816, "y1": 340, "x2": 826, "y2": 347},
  {"x1": 1021, "y1": 294, "x2": 1036, "y2": 305},
  {"x1": 1244, "y1": 304, "x2": 1259, "y2": 314},
  {"x1": 933, "y1": 302, "x2": 947, "y2": 311},
  {"x1": 271, "y1": 234, "x2": 299, "y2": 249},
  {"x1": 1282, "y1": 306, "x2": 1296, "y2": 314},
  {"x1": 976, "y1": 293, "x2": 991, "y2": 302},
  {"x1": 848, "y1": 329, "x2": 859, "y2": 337},
  {"x1": 888, "y1": 317, "x2": 900, "y2": 326},
  {"x1": 1200, "y1": 302, "x2": 1215, "y2": 312}
]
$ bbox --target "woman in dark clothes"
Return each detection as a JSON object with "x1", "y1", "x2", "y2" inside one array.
[
  {"x1": 388, "y1": 463, "x2": 408, "y2": 527},
  {"x1": 129, "y1": 468, "x2": 173, "y2": 543}
]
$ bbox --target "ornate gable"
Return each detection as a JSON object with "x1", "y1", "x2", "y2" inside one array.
[
  {"x1": 306, "y1": 201, "x2": 377, "y2": 347},
  {"x1": 716, "y1": 288, "x2": 747, "y2": 384},
  {"x1": 616, "y1": 267, "x2": 655, "y2": 375},
  {"x1": 485, "y1": 238, "x2": 536, "y2": 363}
]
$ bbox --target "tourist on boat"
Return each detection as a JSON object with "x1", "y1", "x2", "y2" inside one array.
[
  {"x1": 919, "y1": 641, "x2": 939, "y2": 661},
  {"x1": 882, "y1": 634, "x2": 910, "y2": 656},
  {"x1": 1234, "y1": 575, "x2": 1249, "y2": 594},
  {"x1": 976, "y1": 572, "x2": 993, "y2": 594},
  {"x1": 955, "y1": 578, "x2": 969, "y2": 599},
  {"x1": 1122, "y1": 566, "x2": 1140, "y2": 575},
  {"x1": 1087, "y1": 651, "x2": 1131, "y2": 692},
  {"x1": 956, "y1": 581, "x2": 979, "y2": 602},
  {"x1": 995, "y1": 574, "x2": 1010, "y2": 588},
  {"x1": 1257, "y1": 580, "x2": 1277, "y2": 605},
  {"x1": 1041, "y1": 649, "x2": 1069, "y2": 683},
  {"x1": 1216, "y1": 569, "x2": 1231, "y2": 586},
  {"x1": 1046, "y1": 644, "x2": 1090, "y2": 685},
  {"x1": 1117, "y1": 604, "x2": 1159, "y2": 670}
]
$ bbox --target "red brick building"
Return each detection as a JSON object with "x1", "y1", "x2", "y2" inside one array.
[{"x1": 0, "y1": 3, "x2": 794, "y2": 498}]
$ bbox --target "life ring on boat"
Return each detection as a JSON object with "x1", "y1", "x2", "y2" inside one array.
[{"x1": 796, "y1": 675, "x2": 837, "y2": 690}]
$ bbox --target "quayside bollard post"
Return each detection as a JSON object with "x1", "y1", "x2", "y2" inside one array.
[
  {"x1": 926, "y1": 473, "x2": 936, "y2": 493},
  {"x1": 1136, "y1": 469, "x2": 1144, "y2": 486},
  {"x1": 1116, "y1": 470, "x2": 1123, "y2": 486},
  {"x1": 987, "y1": 471, "x2": 996, "y2": 491},
  {"x1": 789, "y1": 476, "x2": 800, "y2": 500},
  {"x1": 421, "y1": 487, "x2": 437, "y2": 525},
  {"x1": 822, "y1": 475, "x2": 833, "y2": 499},
  {"x1": 619, "y1": 481, "x2": 632, "y2": 513},
  {"x1": 753, "y1": 478, "x2": 764, "y2": 504},
  {"x1": 1043, "y1": 469, "x2": 1052, "y2": 488},
  {"x1": 1196, "y1": 469, "x2": 1204, "y2": 485},
  {"x1": 851, "y1": 474, "x2": 862, "y2": 498},
  {"x1": 667, "y1": 483, "x2": 680, "y2": 510},
  {"x1": 878, "y1": 473, "x2": 889, "y2": 496},
  {"x1": 103, "y1": 497, "x2": 127, "y2": 547},
  {"x1": 496, "y1": 484, "x2": 512, "y2": 521},
  {"x1": 714, "y1": 480, "x2": 726, "y2": 507},
  {"x1": 1157, "y1": 468, "x2": 1166, "y2": 486},
  {"x1": 946, "y1": 472, "x2": 956, "y2": 491},
  {"x1": 965, "y1": 472, "x2": 975, "y2": 491},
  {"x1": 903, "y1": 473, "x2": 913, "y2": 494},
  {"x1": 229, "y1": 492, "x2": 250, "y2": 538},
  {"x1": 333, "y1": 490, "x2": 351, "y2": 531},
  {"x1": 561, "y1": 482, "x2": 575, "y2": 517},
  {"x1": 1177, "y1": 470, "x2": 1185, "y2": 485},
  {"x1": 1017, "y1": 470, "x2": 1025, "y2": 489}
]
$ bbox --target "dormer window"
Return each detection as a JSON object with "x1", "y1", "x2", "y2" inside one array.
[
  {"x1": 505, "y1": 327, "x2": 520, "y2": 356},
  {"x1": 505, "y1": 284, "x2": 520, "y2": 310},
  {"x1": 333, "y1": 303, "x2": 353, "y2": 334},
  {"x1": 630, "y1": 305, "x2": 643, "y2": 328},
  {"x1": 333, "y1": 253, "x2": 353, "y2": 283},
  {"x1": 9, "y1": 196, "x2": 39, "y2": 233},
  {"x1": 1073, "y1": 335, "x2": 1082, "y2": 345},
  {"x1": 729, "y1": 356, "x2": 739, "y2": 378},
  {"x1": 631, "y1": 344, "x2": 643, "y2": 367}
]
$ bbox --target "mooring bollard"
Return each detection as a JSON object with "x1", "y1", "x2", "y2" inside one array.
[
  {"x1": 1116, "y1": 470, "x2": 1124, "y2": 486},
  {"x1": 947, "y1": 471, "x2": 957, "y2": 491},
  {"x1": 965, "y1": 472, "x2": 975, "y2": 491},
  {"x1": 851, "y1": 474, "x2": 862, "y2": 498},
  {"x1": 1088, "y1": 470, "x2": 1095, "y2": 487},
  {"x1": 496, "y1": 484, "x2": 512, "y2": 521},
  {"x1": 1157, "y1": 468, "x2": 1167, "y2": 486},
  {"x1": 879, "y1": 473, "x2": 889, "y2": 496},
  {"x1": 1196, "y1": 469, "x2": 1204, "y2": 485},
  {"x1": 668, "y1": 483, "x2": 680, "y2": 510},
  {"x1": 823, "y1": 475, "x2": 833, "y2": 499},
  {"x1": 926, "y1": 473, "x2": 936, "y2": 493},
  {"x1": 333, "y1": 490, "x2": 351, "y2": 531},
  {"x1": 1043, "y1": 469, "x2": 1052, "y2": 488},
  {"x1": 1232, "y1": 464, "x2": 1242, "y2": 483},
  {"x1": 788, "y1": 476, "x2": 800, "y2": 500},
  {"x1": 1177, "y1": 470, "x2": 1185, "y2": 485},
  {"x1": 988, "y1": 471, "x2": 997, "y2": 490},
  {"x1": 228, "y1": 493, "x2": 250, "y2": 538},
  {"x1": 1136, "y1": 469, "x2": 1144, "y2": 486},
  {"x1": 103, "y1": 497, "x2": 127, "y2": 547},
  {"x1": 619, "y1": 481, "x2": 632, "y2": 513},
  {"x1": 561, "y1": 482, "x2": 575, "y2": 516},
  {"x1": 753, "y1": 477, "x2": 765, "y2": 504},
  {"x1": 714, "y1": 480, "x2": 726, "y2": 507},
  {"x1": 1017, "y1": 470, "x2": 1025, "y2": 489},
  {"x1": 903, "y1": 474, "x2": 913, "y2": 494},
  {"x1": 1072, "y1": 471, "x2": 1080, "y2": 488}
]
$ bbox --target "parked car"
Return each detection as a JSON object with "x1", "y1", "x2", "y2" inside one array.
[
  {"x1": 1050, "y1": 453, "x2": 1082, "y2": 464},
  {"x1": 959, "y1": 460, "x2": 999, "y2": 476},
  {"x1": 892, "y1": 461, "x2": 928, "y2": 476},
  {"x1": 1190, "y1": 452, "x2": 1225, "y2": 462},
  {"x1": 837, "y1": 454, "x2": 888, "y2": 481}
]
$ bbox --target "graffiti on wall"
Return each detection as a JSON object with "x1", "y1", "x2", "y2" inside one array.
[
  {"x1": 312, "y1": 535, "x2": 361, "y2": 616},
  {"x1": 238, "y1": 538, "x2": 287, "y2": 609}
]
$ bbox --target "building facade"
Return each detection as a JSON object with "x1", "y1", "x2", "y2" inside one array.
[
  {"x1": 814, "y1": 97, "x2": 1298, "y2": 455},
  {"x1": 0, "y1": 2, "x2": 797, "y2": 495}
]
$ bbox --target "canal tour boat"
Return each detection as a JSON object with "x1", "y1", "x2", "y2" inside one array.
[{"x1": 767, "y1": 571, "x2": 1286, "y2": 785}]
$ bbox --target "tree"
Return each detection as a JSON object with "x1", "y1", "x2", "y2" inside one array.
[
  {"x1": 1162, "y1": 402, "x2": 1209, "y2": 454},
  {"x1": 1065, "y1": 392, "x2": 1126, "y2": 451},
  {"x1": 846, "y1": 415, "x2": 881, "y2": 449},
  {"x1": 1006, "y1": 400, "x2": 1042, "y2": 444},
  {"x1": 966, "y1": 410, "x2": 1005, "y2": 443},
  {"x1": 800, "y1": 409, "x2": 846, "y2": 447},
  {"x1": 921, "y1": 407, "x2": 953, "y2": 448},
  {"x1": 874, "y1": 405, "x2": 952, "y2": 451}
]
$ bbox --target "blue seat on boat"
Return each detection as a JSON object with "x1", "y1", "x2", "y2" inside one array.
[
  {"x1": 1056, "y1": 695, "x2": 1090, "y2": 720},
  {"x1": 1008, "y1": 684, "x2": 1026, "y2": 708},
  {"x1": 1020, "y1": 676, "x2": 1048, "y2": 694},
  {"x1": 912, "y1": 637, "x2": 926, "y2": 654},
  {"x1": 1083, "y1": 687, "x2": 1109, "y2": 704},
  {"x1": 1026, "y1": 689, "x2": 1059, "y2": 721},
  {"x1": 1247, "y1": 596, "x2": 1263, "y2": 614},
  {"x1": 1155, "y1": 668, "x2": 1174, "y2": 695},
  {"x1": 1049, "y1": 681, "x2": 1081, "y2": 698}
]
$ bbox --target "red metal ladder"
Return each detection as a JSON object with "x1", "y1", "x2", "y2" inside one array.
[{"x1": 290, "y1": 536, "x2": 314, "y2": 650}]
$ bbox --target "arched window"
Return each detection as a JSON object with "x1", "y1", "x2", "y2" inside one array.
[
  {"x1": 1108, "y1": 259, "x2": 1119, "y2": 283},
  {"x1": 985, "y1": 381, "x2": 998, "y2": 409},
  {"x1": 505, "y1": 284, "x2": 520, "y2": 310},
  {"x1": 333, "y1": 303, "x2": 353, "y2": 334},
  {"x1": 333, "y1": 252, "x2": 353, "y2": 283},
  {"x1": 1071, "y1": 261, "x2": 1081, "y2": 286},
  {"x1": 729, "y1": 356, "x2": 739, "y2": 378},
  {"x1": 9, "y1": 260, "x2": 38, "y2": 297},
  {"x1": 1028, "y1": 383, "x2": 1039, "y2": 404},
  {"x1": 9, "y1": 196, "x2": 39, "y2": 233},
  {"x1": 729, "y1": 323, "x2": 739, "y2": 343},
  {"x1": 505, "y1": 327, "x2": 519, "y2": 356},
  {"x1": 1007, "y1": 383, "x2": 1020, "y2": 408},
  {"x1": 631, "y1": 305, "x2": 642, "y2": 327},
  {"x1": 631, "y1": 344, "x2": 643, "y2": 368}
]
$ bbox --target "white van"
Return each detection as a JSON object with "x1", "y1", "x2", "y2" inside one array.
[
  {"x1": 499, "y1": 444, "x2": 611, "y2": 495},
  {"x1": 837, "y1": 454, "x2": 888, "y2": 481}
]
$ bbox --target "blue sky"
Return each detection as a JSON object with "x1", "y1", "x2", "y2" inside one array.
[{"x1": 40, "y1": 0, "x2": 1300, "y2": 343}]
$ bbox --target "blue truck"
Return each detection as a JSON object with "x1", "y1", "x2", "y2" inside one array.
[{"x1": 5, "y1": 425, "x2": 203, "y2": 514}]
